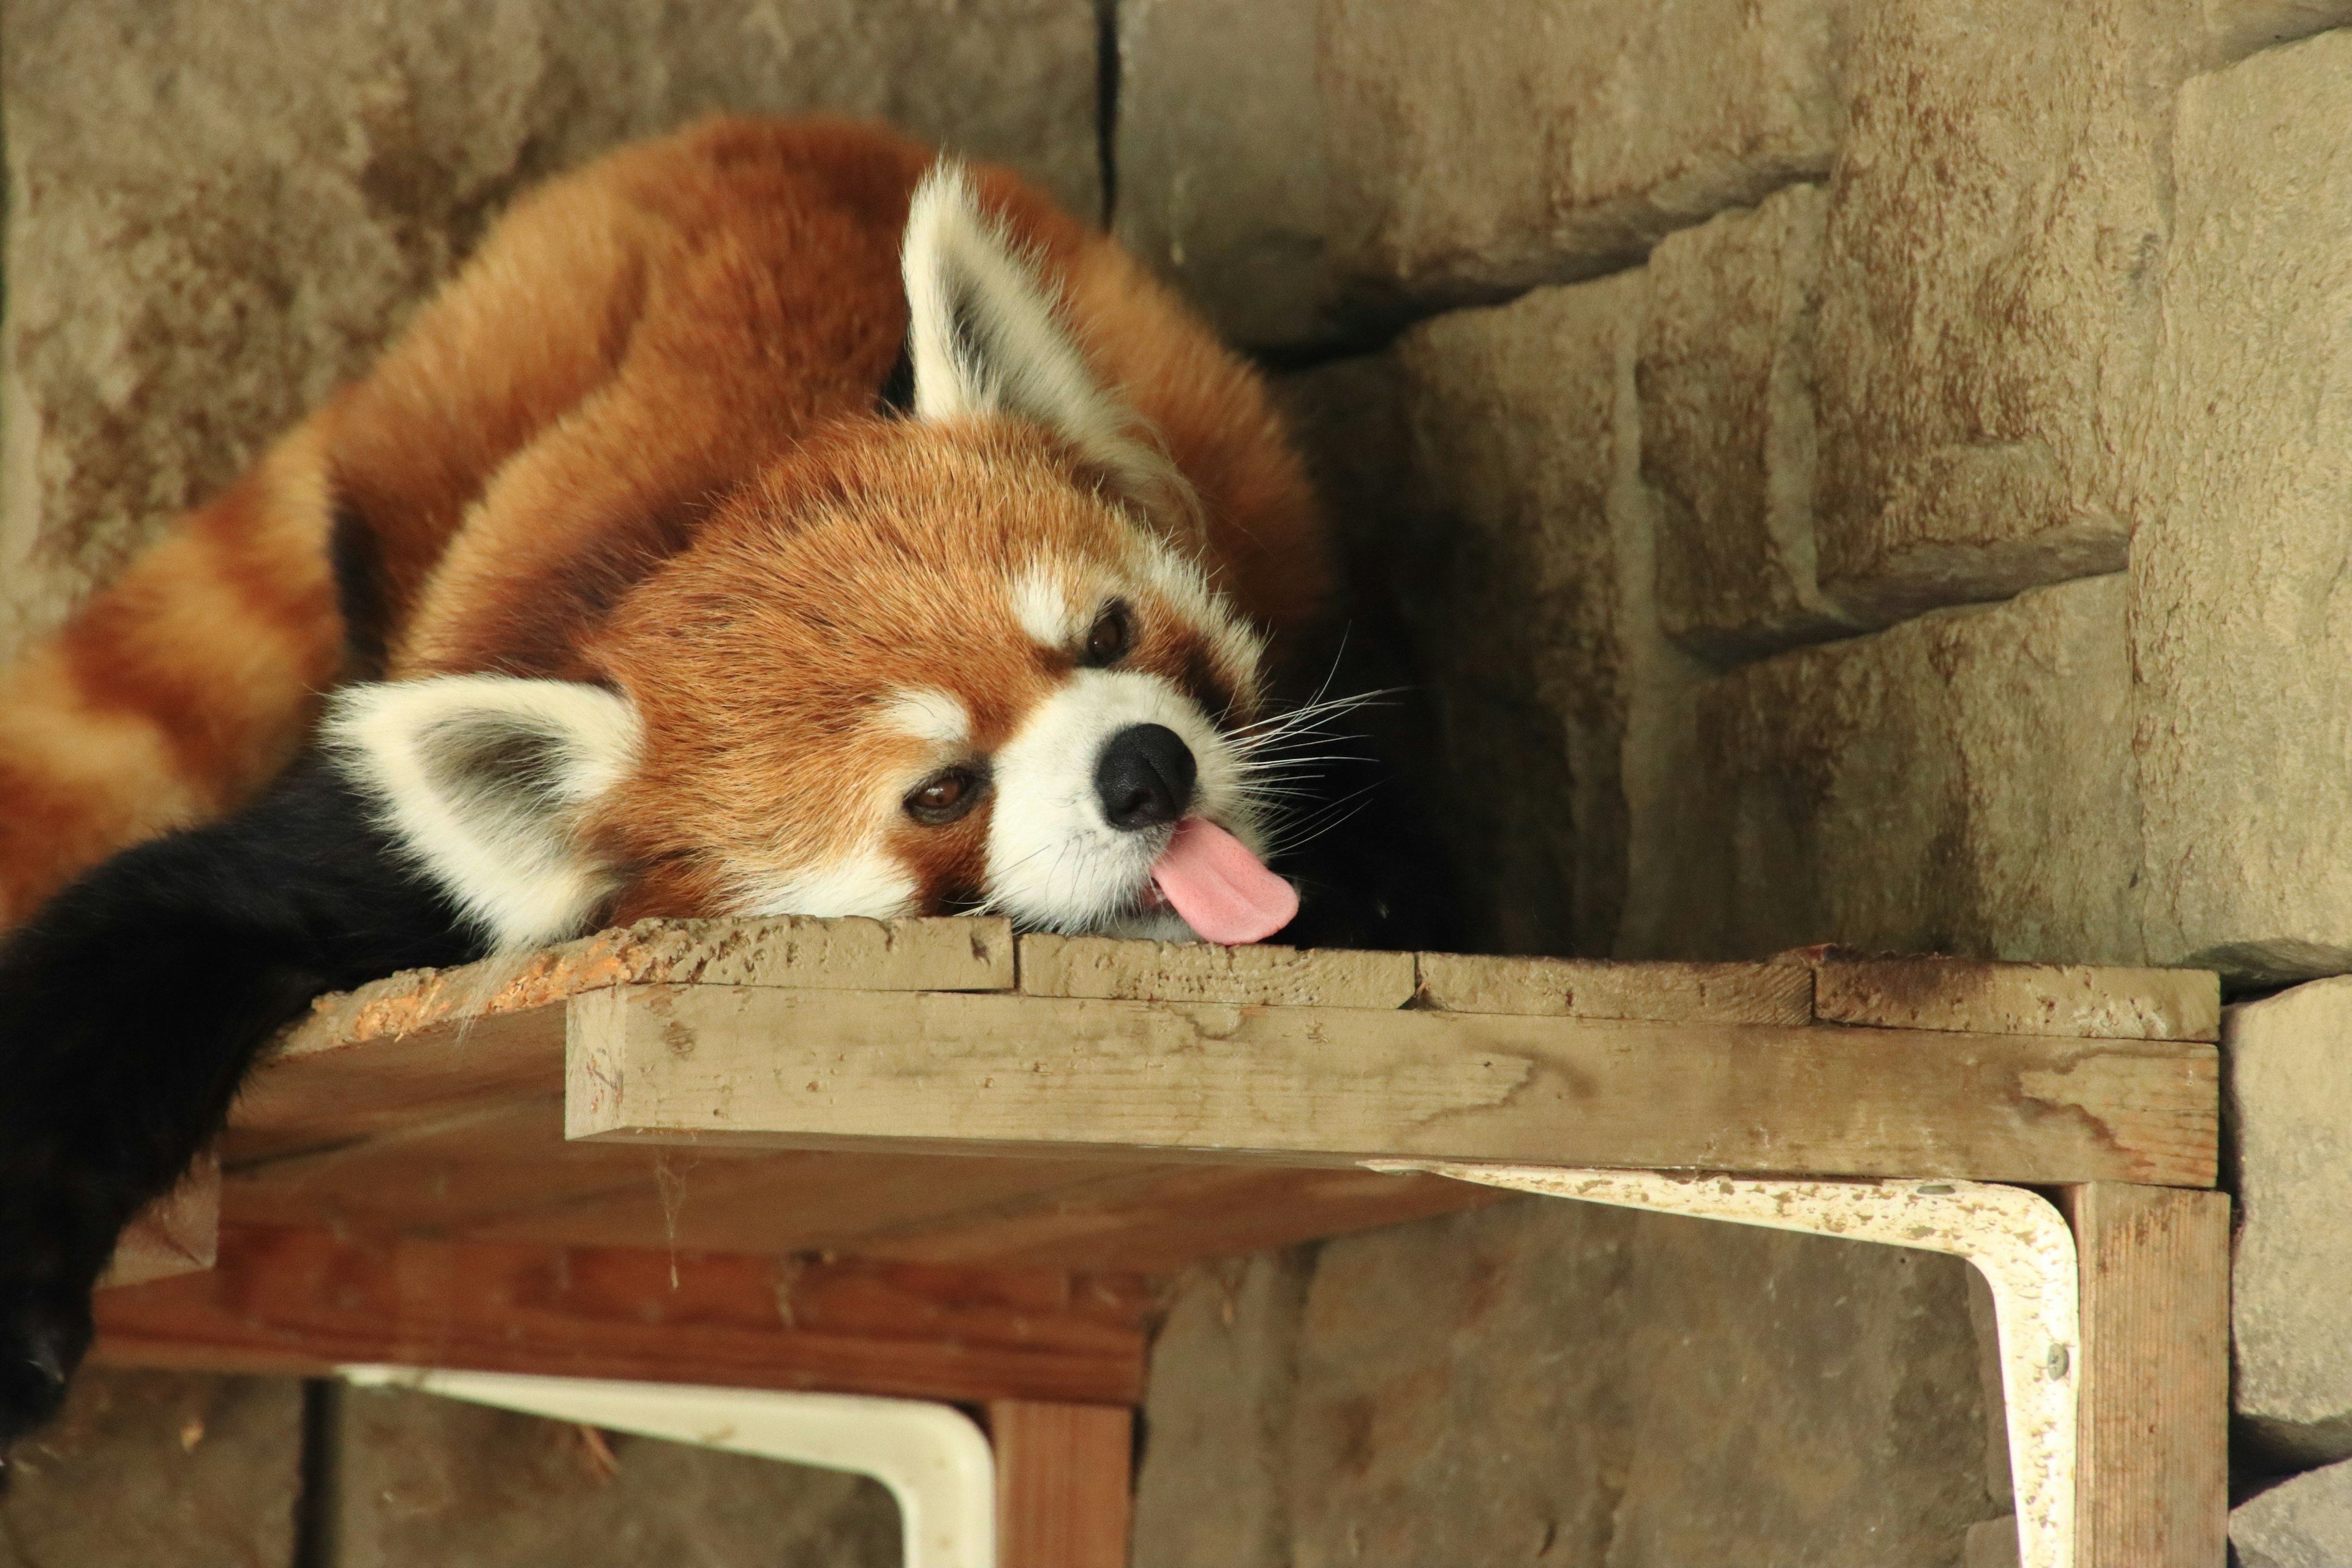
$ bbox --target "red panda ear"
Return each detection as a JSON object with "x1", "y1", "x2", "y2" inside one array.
[
  {"x1": 902, "y1": 164, "x2": 1194, "y2": 523},
  {"x1": 322, "y1": 677, "x2": 641, "y2": 952}
]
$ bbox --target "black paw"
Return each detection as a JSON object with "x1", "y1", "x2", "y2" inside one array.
[{"x1": 0, "y1": 1278, "x2": 91, "y2": 1457}]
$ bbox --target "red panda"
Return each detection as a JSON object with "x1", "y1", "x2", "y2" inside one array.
[{"x1": 0, "y1": 116, "x2": 1346, "y2": 1450}]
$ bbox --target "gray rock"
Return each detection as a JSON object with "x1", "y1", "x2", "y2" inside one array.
[
  {"x1": 331, "y1": 1383, "x2": 899, "y2": 1567},
  {"x1": 1807, "y1": 0, "x2": 2196, "y2": 625},
  {"x1": 1285, "y1": 271, "x2": 1654, "y2": 956},
  {"x1": 2233, "y1": 1456, "x2": 2352, "y2": 1568},
  {"x1": 1650, "y1": 575, "x2": 2147, "y2": 964},
  {"x1": 1113, "y1": 0, "x2": 1331, "y2": 352},
  {"x1": 2127, "y1": 29, "x2": 2352, "y2": 984},
  {"x1": 0, "y1": 0, "x2": 1097, "y2": 663},
  {"x1": 2226, "y1": 976, "x2": 2352, "y2": 1466},
  {"x1": 1640, "y1": 182, "x2": 1858, "y2": 660},
  {"x1": 1129, "y1": 1251, "x2": 1314, "y2": 1568},
  {"x1": 1115, "y1": 0, "x2": 1839, "y2": 349},
  {"x1": 0, "y1": 1368, "x2": 301, "y2": 1568},
  {"x1": 1134, "y1": 1198, "x2": 2010, "y2": 1567}
]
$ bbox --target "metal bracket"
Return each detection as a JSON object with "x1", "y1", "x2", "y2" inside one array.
[
  {"x1": 341, "y1": 1365, "x2": 997, "y2": 1568},
  {"x1": 1371, "y1": 1164, "x2": 2078, "y2": 1568}
]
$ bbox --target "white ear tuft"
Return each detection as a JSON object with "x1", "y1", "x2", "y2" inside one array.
[
  {"x1": 902, "y1": 163, "x2": 1192, "y2": 518},
  {"x1": 324, "y1": 676, "x2": 642, "y2": 952}
]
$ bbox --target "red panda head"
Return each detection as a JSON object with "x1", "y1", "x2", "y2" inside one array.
[{"x1": 323, "y1": 166, "x2": 1298, "y2": 951}]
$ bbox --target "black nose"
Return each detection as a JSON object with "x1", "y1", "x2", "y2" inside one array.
[{"x1": 1095, "y1": 723, "x2": 1197, "y2": 831}]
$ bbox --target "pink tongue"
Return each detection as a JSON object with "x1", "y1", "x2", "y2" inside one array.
[{"x1": 1151, "y1": 818, "x2": 1298, "y2": 944}]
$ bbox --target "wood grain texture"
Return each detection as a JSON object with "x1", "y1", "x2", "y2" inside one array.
[
  {"x1": 842, "y1": 1164, "x2": 1501, "y2": 1274},
  {"x1": 568, "y1": 985, "x2": 2220, "y2": 1185},
  {"x1": 1415, "y1": 951, "x2": 1813, "y2": 1023},
  {"x1": 279, "y1": 914, "x2": 1011, "y2": 1063},
  {"x1": 2056, "y1": 1183, "x2": 2230, "y2": 1568},
  {"x1": 1811, "y1": 954, "x2": 2220, "y2": 1042},
  {"x1": 99, "y1": 1153, "x2": 220, "y2": 1289},
  {"x1": 1019, "y1": 934, "x2": 1414, "y2": 1008},
  {"x1": 92, "y1": 1224, "x2": 1152, "y2": 1405},
  {"x1": 990, "y1": 1401, "x2": 1134, "y2": 1568}
]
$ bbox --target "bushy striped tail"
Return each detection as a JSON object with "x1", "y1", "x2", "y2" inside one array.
[{"x1": 0, "y1": 417, "x2": 344, "y2": 929}]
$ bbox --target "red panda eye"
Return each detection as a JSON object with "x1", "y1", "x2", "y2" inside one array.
[
  {"x1": 1081, "y1": 601, "x2": 1132, "y2": 666},
  {"x1": 904, "y1": 765, "x2": 987, "y2": 826}
]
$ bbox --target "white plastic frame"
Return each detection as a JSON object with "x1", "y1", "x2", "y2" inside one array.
[
  {"x1": 1373, "y1": 1165, "x2": 2078, "y2": 1568},
  {"x1": 341, "y1": 1365, "x2": 997, "y2": 1568}
]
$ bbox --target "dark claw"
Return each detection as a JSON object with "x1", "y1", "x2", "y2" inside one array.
[{"x1": 0, "y1": 1281, "x2": 91, "y2": 1455}]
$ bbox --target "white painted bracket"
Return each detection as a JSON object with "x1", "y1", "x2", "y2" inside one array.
[
  {"x1": 1371, "y1": 1165, "x2": 2078, "y2": 1568},
  {"x1": 340, "y1": 1365, "x2": 995, "y2": 1568}
]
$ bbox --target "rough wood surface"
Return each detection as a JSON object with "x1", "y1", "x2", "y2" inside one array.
[
  {"x1": 843, "y1": 1164, "x2": 1499, "y2": 1274},
  {"x1": 99, "y1": 1154, "x2": 221, "y2": 1289},
  {"x1": 568, "y1": 984, "x2": 2220, "y2": 1185},
  {"x1": 1809, "y1": 952, "x2": 2220, "y2": 1042},
  {"x1": 1415, "y1": 951, "x2": 1813, "y2": 1023},
  {"x1": 92, "y1": 1225, "x2": 1152, "y2": 1406},
  {"x1": 281, "y1": 914, "x2": 1012, "y2": 1061},
  {"x1": 221, "y1": 1094, "x2": 1484, "y2": 1273},
  {"x1": 2057, "y1": 1183, "x2": 2231, "y2": 1568},
  {"x1": 990, "y1": 1401, "x2": 1134, "y2": 1568},
  {"x1": 1019, "y1": 935, "x2": 1414, "y2": 1008}
]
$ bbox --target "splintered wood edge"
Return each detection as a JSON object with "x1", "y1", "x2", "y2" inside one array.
[
  {"x1": 100, "y1": 1153, "x2": 220, "y2": 1289},
  {"x1": 1413, "y1": 951, "x2": 1815, "y2": 1025},
  {"x1": 276, "y1": 914, "x2": 1015, "y2": 1059},
  {"x1": 1017, "y1": 933, "x2": 1416, "y2": 1008},
  {"x1": 1806, "y1": 952, "x2": 2222, "y2": 1042}
]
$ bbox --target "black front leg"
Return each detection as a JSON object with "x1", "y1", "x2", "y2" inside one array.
[{"x1": 0, "y1": 760, "x2": 481, "y2": 1453}]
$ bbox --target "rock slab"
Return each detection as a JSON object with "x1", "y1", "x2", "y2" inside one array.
[
  {"x1": 2226, "y1": 975, "x2": 2352, "y2": 1466},
  {"x1": 0, "y1": 1368, "x2": 300, "y2": 1568},
  {"x1": 1117, "y1": 0, "x2": 1838, "y2": 348},
  {"x1": 1807, "y1": 0, "x2": 2185, "y2": 623},
  {"x1": 1641, "y1": 182, "x2": 1856, "y2": 659},
  {"x1": 0, "y1": 0, "x2": 1098, "y2": 663},
  {"x1": 333, "y1": 1383, "x2": 899, "y2": 1567},
  {"x1": 2233, "y1": 1455, "x2": 2352, "y2": 1568},
  {"x1": 1649, "y1": 574, "x2": 2146, "y2": 964},
  {"x1": 2129, "y1": 28, "x2": 2352, "y2": 984},
  {"x1": 1134, "y1": 1197, "x2": 2011, "y2": 1566}
]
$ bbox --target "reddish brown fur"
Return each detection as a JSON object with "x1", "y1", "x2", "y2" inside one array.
[{"x1": 0, "y1": 117, "x2": 1326, "y2": 930}]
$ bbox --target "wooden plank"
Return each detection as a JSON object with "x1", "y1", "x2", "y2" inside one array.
[
  {"x1": 91, "y1": 1224, "x2": 1152, "y2": 1406},
  {"x1": 232, "y1": 915, "x2": 1011, "y2": 1159},
  {"x1": 1809, "y1": 952, "x2": 2220, "y2": 1042},
  {"x1": 2056, "y1": 1183, "x2": 2230, "y2": 1568},
  {"x1": 846, "y1": 1164, "x2": 1502, "y2": 1273},
  {"x1": 100, "y1": 1154, "x2": 221, "y2": 1289},
  {"x1": 448, "y1": 1147, "x2": 1120, "y2": 1256},
  {"x1": 290, "y1": 917, "x2": 1017, "y2": 1039},
  {"x1": 1416, "y1": 951, "x2": 1812, "y2": 1025},
  {"x1": 1019, "y1": 935, "x2": 1414, "y2": 1008},
  {"x1": 232, "y1": 1005, "x2": 565, "y2": 1163},
  {"x1": 567, "y1": 986, "x2": 2220, "y2": 1186},
  {"x1": 989, "y1": 1401, "x2": 1133, "y2": 1568}
]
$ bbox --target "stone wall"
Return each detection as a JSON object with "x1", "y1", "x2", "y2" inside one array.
[
  {"x1": 0, "y1": 0, "x2": 1099, "y2": 665},
  {"x1": 1123, "y1": 1, "x2": 2352, "y2": 979},
  {"x1": 0, "y1": 1368, "x2": 899, "y2": 1568},
  {"x1": 1133, "y1": 1203, "x2": 2012, "y2": 1568}
]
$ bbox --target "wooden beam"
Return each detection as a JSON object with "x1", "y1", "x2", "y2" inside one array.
[
  {"x1": 2056, "y1": 1183, "x2": 2231, "y2": 1568},
  {"x1": 989, "y1": 1400, "x2": 1134, "y2": 1568},
  {"x1": 1413, "y1": 951, "x2": 1814, "y2": 1024},
  {"x1": 91, "y1": 1224, "x2": 1152, "y2": 1406},
  {"x1": 99, "y1": 1152, "x2": 220, "y2": 1289},
  {"x1": 1804, "y1": 951, "x2": 2220, "y2": 1042},
  {"x1": 567, "y1": 984, "x2": 2219, "y2": 1186}
]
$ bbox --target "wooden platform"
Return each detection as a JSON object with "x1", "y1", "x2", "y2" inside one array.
[
  {"x1": 89, "y1": 918, "x2": 2224, "y2": 1567},
  {"x1": 100, "y1": 920, "x2": 2219, "y2": 1362}
]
